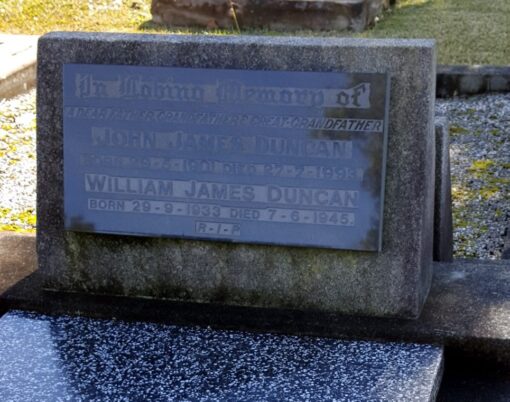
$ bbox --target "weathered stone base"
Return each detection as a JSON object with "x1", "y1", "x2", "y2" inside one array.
[{"x1": 151, "y1": 0, "x2": 390, "y2": 32}]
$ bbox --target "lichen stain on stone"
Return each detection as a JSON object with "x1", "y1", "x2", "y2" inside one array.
[
  {"x1": 64, "y1": 232, "x2": 144, "y2": 295},
  {"x1": 60, "y1": 229, "x2": 401, "y2": 315}
]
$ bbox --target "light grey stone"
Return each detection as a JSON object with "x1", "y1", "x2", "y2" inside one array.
[
  {"x1": 0, "y1": 34, "x2": 38, "y2": 98},
  {"x1": 37, "y1": 33, "x2": 436, "y2": 318}
]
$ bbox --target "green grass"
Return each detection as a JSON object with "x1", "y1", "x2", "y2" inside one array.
[
  {"x1": 0, "y1": 208, "x2": 36, "y2": 233},
  {"x1": 357, "y1": 0, "x2": 510, "y2": 65},
  {"x1": 0, "y1": 0, "x2": 508, "y2": 64},
  {"x1": 0, "y1": 0, "x2": 152, "y2": 34}
]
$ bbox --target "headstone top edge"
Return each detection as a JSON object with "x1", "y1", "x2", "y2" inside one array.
[{"x1": 38, "y1": 31, "x2": 436, "y2": 49}]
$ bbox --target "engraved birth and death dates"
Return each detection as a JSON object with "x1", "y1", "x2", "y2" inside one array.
[{"x1": 63, "y1": 64, "x2": 389, "y2": 251}]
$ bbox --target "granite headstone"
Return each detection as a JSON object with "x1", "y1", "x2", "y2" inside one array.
[{"x1": 37, "y1": 33, "x2": 436, "y2": 319}]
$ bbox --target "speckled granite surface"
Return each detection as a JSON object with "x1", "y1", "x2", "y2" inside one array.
[{"x1": 0, "y1": 310, "x2": 443, "y2": 401}]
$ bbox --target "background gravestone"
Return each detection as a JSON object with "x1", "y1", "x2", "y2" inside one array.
[
  {"x1": 151, "y1": 0, "x2": 391, "y2": 32},
  {"x1": 37, "y1": 33, "x2": 436, "y2": 319}
]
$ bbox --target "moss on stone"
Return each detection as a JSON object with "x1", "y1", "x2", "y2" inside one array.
[
  {"x1": 460, "y1": 108, "x2": 476, "y2": 117},
  {"x1": 0, "y1": 208, "x2": 36, "y2": 232},
  {"x1": 469, "y1": 159, "x2": 495, "y2": 174},
  {"x1": 451, "y1": 185, "x2": 471, "y2": 202},
  {"x1": 449, "y1": 125, "x2": 469, "y2": 135}
]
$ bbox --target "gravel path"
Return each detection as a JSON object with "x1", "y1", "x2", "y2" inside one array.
[
  {"x1": 437, "y1": 93, "x2": 510, "y2": 259},
  {"x1": 0, "y1": 90, "x2": 36, "y2": 232},
  {"x1": 0, "y1": 89, "x2": 509, "y2": 259}
]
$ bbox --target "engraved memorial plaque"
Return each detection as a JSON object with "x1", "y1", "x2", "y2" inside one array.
[{"x1": 63, "y1": 64, "x2": 389, "y2": 251}]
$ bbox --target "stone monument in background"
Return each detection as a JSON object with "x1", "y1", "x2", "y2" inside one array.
[{"x1": 151, "y1": 0, "x2": 393, "y2": 32}]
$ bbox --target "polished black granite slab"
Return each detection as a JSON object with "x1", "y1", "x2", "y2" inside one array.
[
  {"x1": 63, "y1": 64, "x2": 389, "y2": 251},
  {"x1": 0, "y1": 310, "x2": 442, "y2": 401}
]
